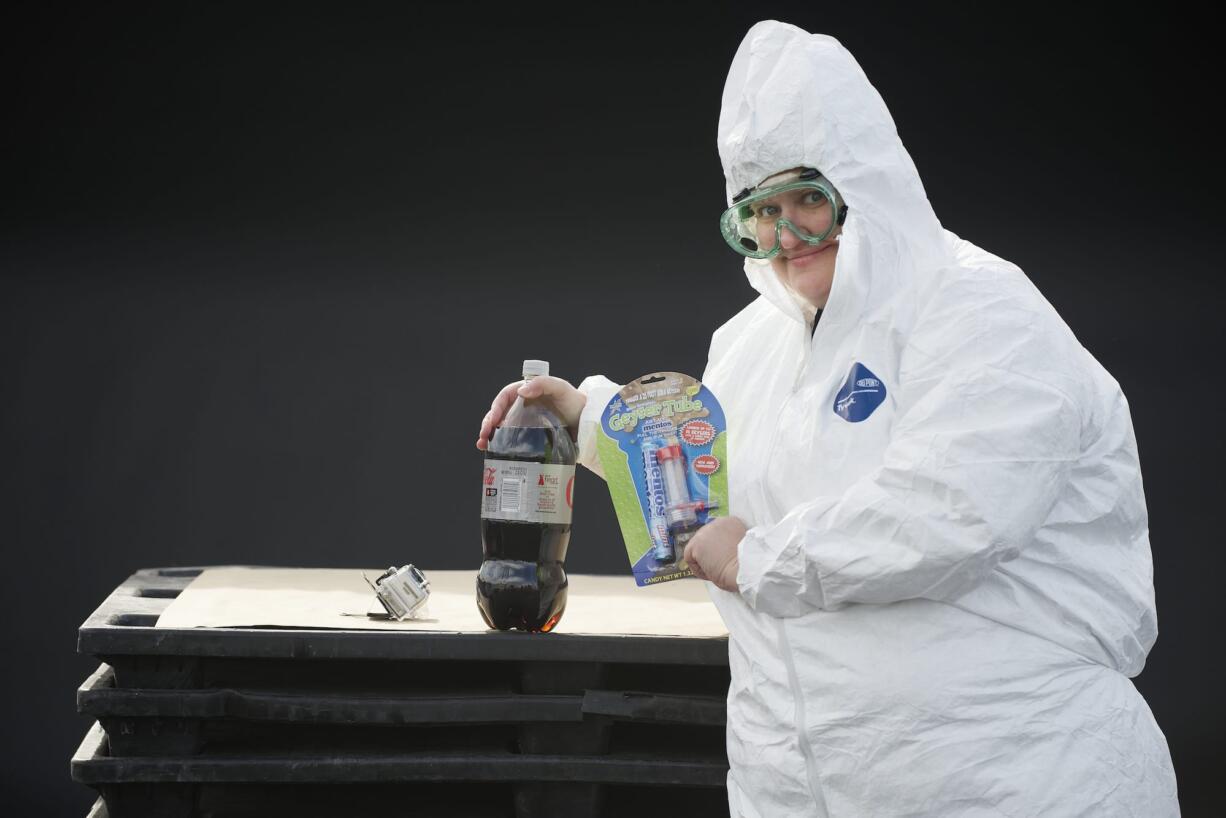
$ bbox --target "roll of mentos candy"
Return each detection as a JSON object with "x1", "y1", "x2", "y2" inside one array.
[{"x1": 640, "y1": 438, "x2": 674, "y2": 563}]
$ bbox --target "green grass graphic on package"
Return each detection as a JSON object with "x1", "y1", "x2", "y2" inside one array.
[{"x1": 597, "y1": 372, "x2": 727, "y2": 586}]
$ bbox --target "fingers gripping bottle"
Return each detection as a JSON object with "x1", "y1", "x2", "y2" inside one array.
[{"x1": 478, "y1": 360, "x2": 578, "y2": 632}]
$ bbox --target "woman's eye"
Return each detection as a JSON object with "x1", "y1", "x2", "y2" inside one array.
[
  {"x1": 755, "y1": 204, "x2": 781, "y2": 219},
  {"x1": 803, "y1": 191, "x2": 828, "y2": 206}
]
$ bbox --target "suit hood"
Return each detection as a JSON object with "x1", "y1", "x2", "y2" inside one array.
[{"x1": 718, "y1": 21, "x2": 952, "y2": 329}]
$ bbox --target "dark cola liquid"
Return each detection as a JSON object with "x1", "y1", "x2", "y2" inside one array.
[{"x1": 479, "y1": 423, "x2": 576, "y2": 633}]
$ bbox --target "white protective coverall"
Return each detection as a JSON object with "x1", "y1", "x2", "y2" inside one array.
[{"x1": 575, "y1": 20, "x2": 1179, "y2": 818}]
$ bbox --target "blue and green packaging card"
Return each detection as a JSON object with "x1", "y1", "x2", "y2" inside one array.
[{"x1": 597, "y1": 372, "x2": 728, "y2": 586}]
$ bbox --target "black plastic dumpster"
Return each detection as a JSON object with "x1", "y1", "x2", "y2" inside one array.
[{"x1": 74, "y1": 567, "x2": 732, "y2": 818}]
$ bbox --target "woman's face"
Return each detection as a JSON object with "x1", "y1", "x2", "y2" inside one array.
[
  {"x1": 754, "y1": 169, "x2": 842, "y2": 310},
  {"x1": 768, "y1": 217, "x2": 841, "y2": 310}
]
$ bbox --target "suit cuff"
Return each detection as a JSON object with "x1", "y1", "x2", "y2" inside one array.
[{"x1": 576, "y1": 375, "x2": 621, "y2": 480}]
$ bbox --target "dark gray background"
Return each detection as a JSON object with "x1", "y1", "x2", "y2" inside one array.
[{"x1": 3, "y1": 2, "x2": 1221, "y2": 814}]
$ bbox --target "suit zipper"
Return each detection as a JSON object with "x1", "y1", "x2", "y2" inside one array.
[
  {"x1": 759, "y1": 321, "x2": 815, "y2": 513},
  {"x1": 777, "y1": 619, "x2": 832, "y2": 817},
  {"x1": 792, "y1": 317, "x2": 814, "y2": 394}
]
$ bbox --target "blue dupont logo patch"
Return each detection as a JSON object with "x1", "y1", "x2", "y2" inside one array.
[{"x1": 833, "y1": 363, "x2": 886, "y2": 423}]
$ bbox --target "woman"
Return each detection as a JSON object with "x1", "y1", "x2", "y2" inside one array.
[{"x1": 477, "y1": 21, "x2": 1178, "y2": 817}]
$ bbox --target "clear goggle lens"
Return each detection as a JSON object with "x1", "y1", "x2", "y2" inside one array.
[{"x1": 720, "y1": 178, "x2": 843, "y2": 259}]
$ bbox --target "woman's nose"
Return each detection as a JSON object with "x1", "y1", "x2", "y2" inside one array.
[{"x1": 777, "y1": 223, "x2": 803, "y2": 248}]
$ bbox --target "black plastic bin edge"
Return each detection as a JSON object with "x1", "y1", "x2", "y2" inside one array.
[
  {"x1": 79, "y1": 663, "x2": 727, "y2": 727},
  {"x1": 79, "y1": 567, "x2": 730, "y2": 666},
  {"x1": 72, "y1": 722, "x2": 729, "y2": 787},
  {"x1": 78, "y1": 664, "x2": 586, "y2": 724}
]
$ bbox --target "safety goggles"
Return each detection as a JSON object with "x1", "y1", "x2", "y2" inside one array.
[{"x1": 719, "y1": 169, "x2": 847, "y2": 259}]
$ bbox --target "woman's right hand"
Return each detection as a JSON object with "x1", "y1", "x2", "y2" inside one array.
[{"x1": 475, "y1": 376, "x2": 587, "y2": 451}]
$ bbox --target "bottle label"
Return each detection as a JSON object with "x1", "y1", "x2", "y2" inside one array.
[{"x1": 481, "y1": 460, "x2": 576, "y2": 524}]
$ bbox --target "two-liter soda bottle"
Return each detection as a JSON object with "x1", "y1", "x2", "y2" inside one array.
[{"x1": 478, "y1": 360, "x2": 577, "y2": 632}]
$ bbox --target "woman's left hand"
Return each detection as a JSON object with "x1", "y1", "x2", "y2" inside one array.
[{"x1": 683, "y1": 516, "x2": 749, "y2": 593}]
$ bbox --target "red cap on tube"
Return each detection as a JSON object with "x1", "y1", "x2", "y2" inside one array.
[{"x1": 655, "y1": 444, "x2": 683, "y2": 463}]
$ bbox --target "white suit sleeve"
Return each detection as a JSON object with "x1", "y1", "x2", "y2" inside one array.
[
  {"x1": 575, "y1": 375, "x2": 621, "y2": 481},
  {"x1": 737, "y1": 360, "x2": 1082, "y2": 616}
]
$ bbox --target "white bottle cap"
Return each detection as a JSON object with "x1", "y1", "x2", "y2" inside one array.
[{"x1": 522, "y1": 359, "x2": 550, "y2": 379}]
